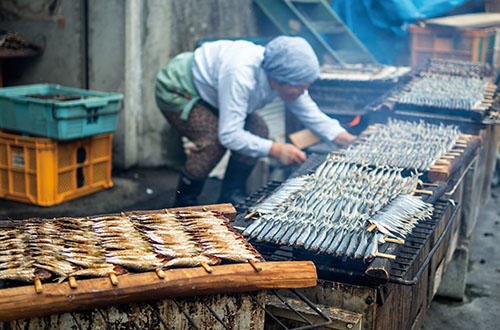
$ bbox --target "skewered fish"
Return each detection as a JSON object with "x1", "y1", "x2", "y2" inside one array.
[
  {"x1": 343, "y1": 119, "x2": 460, "y2": 171},
  {"x1": 397, "y1": 75, "x2": 487, "y2": 110},
  {"x1": 0, "y1": 210, "x2": 262, "y2": 284},
  {"x1": 244, "y1": 150, "x2": 435, "y2": 261}
]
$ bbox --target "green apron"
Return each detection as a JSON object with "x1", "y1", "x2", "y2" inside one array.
[{"x1": 155, "y1": 52, "x2": 201, "y2": 120}]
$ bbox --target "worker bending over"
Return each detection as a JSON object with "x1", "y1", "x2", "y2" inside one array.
[{"x1": 155, "y1": 36, "x2": 355, "y2": 207}]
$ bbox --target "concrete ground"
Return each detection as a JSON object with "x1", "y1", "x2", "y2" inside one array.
[
  {"x1": 422, "y1": 185, "x2": 500, "y2": 330},
  {"x1": 0, "y1": 167, "x2": 499, "y2": 329},
  {"x1": 0, "y1": 167, "x2": 220, "y2": 220}
]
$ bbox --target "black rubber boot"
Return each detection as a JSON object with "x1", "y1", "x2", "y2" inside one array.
[
  {"x1": 173, "y1": 173, "x2": 205, "y2": 208},
  {"x1": 218, "y1": 157, "x2": 254, "y2": 205}
]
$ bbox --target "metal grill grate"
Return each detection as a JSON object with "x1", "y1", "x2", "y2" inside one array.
[{"x1": 235, "y1": 180, "x2": 283, "y2": 214}]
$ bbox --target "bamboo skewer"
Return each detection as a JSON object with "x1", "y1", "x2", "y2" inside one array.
[
  {"x1": 68, "y1": 276, "x2": 77, "y2": 289},
  {"x1": 414, "y1": 189, "x2": 433, "y2": 195},
  {"x1": 384, "y1": 238, "x2": 405, "y2": 244},
  {"x1": 430, "y1": 165, "x2": 447, "y2": 171},
  {"x1": 200, "y1": 261, "x2": 213, "y2": 273},
  {"x1": 248, "y1": 260, "x2": 262, "y2": 272},
  {"x1": 375, "y1": 252, "x2": 396, "y2": 260},
  {"x1": 245, "y1": 211, "x2": 257, "y2": 220},
  {"x1": 109, "y1": 273, "x2": 118, "y2": 286},
  {"x1": 422, "y1": 182, "x2": 439, "y2": 187},
  {"x1": 156, "y1": 268, "x2": 166, "y2": 279},
  {"x1": 367, "y1": 223, "x2": 377, "y2": 232},
  {"x1": 34, "y1": 276, "x2": 43, "y2": 294}
]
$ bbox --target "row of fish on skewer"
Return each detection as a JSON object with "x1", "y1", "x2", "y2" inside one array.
[
  {"x1": 243, "y1": 155, "x2": 434, "y2": 261},
  {"x1": 424, "y1": 58, "x2": 493, "y2": 78},
  {"x1": 396, "y1": 74, "x2": 488, "y2": 110},
  {"x1": 318, "y1": 64, "x2": 410, "y2": 82},
  {"x1": 343, "y1": 119, "x2": 461, "y2": 171},
  {"x1": 0, "y1": 211, "x2": 262, "y2": 283}
]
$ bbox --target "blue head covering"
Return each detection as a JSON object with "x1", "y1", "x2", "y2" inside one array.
[{"x1": 262, "y1": 36, "x2": 319, "y2": 85}]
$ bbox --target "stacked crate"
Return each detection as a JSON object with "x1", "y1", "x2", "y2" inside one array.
[
  {"x1": 410, "y1": 13, "x2": 500, "y2": 67},
  {"x1": 0, "y1": 84, "x2": 122, "y2": 206}
]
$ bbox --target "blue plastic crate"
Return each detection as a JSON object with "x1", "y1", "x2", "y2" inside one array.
[{"x1": 0, "y1": 84, "x2": 123, "y2": 140}]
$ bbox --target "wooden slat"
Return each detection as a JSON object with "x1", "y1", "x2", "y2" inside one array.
[
  {"x1": 289, "y1": 128, "x2": 321, "y2": 149},
  {"x1": 0, "y1": 261, "x2": 317, "y2": 322}
]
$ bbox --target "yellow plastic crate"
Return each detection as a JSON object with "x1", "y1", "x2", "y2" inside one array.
[{"x1": 0, "y1": 131, "x2": 113, "y2": 206}]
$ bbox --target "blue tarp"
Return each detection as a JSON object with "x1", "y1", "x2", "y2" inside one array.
[{"x1": 331, "y1": 0, "x2": 483, "y2": 64}]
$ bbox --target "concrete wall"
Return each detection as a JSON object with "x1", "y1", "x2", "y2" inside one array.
[
  {"x1": 87, "y1": 0, "x2": 127, "y2": 167},
  {"x1": 0, "y1": 0, "x2": 261, "y2": 169},
  {"x1": 136, "y1": 0, "x2": 260, "y2": 169},
  {"x1": 0, "y1": 0, "x2": 85, "y2": 87}
]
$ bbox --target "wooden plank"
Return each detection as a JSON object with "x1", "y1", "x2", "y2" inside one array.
[
  {"x1": 0, "y1": 261, "x2": 317, "y2": 322},
  {"x1": 289, "y1": 129, "x2": 320, "y2": 149},
  {"x1": 428, "y1": 168, "x2": 451, "y2": 182}
]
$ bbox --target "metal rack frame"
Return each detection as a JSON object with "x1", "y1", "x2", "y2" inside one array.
[{"x1": 9, "y1": 289, "x2": 331, "y2": 330}]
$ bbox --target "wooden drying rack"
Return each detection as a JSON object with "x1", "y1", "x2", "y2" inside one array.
[{"x1": 0, "y1": 204, "x2": 318, "y2": 322}]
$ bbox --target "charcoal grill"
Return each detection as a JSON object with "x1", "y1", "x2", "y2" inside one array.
[
  {"x1": 234, "y1": 128, "x2": 470, "y2": 329},
  {"x1": 368, "y1": 58, "x2": 499, "y2": 123},
  {"x1": 236, "y1": 177, "x2": 459, "y2": 330},
  {"x1": 237, "y1": 176, "x2": 455, "y2": 282},
  {"x1": 363, "y1": 59, "x2": 498, "y2": 300},
  {"x1": 0, "y1": 205, "x2": 332, "y2": 330},
  {"x1": 309, "y1": 64, "x2": 410, "y2": 110},
  {"x1": 287, "y1": 64, "x2": 410, "y2": 139}
]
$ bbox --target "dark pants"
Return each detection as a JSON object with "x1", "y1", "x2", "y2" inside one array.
[{"x1": 161, "y1": 104, "x2": 269, "y2": 180}]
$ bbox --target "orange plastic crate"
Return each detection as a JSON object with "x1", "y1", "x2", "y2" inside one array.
[{"x1": 0, "y1": 131, "x2": 113, "y2": 206}]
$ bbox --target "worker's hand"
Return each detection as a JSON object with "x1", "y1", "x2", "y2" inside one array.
[
  {"x1": 269, "y1": 142, "x2": 307, "y2": 165},
  {"x1": 333, "y1": 131, "x2": 357, "y2": 147}
]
